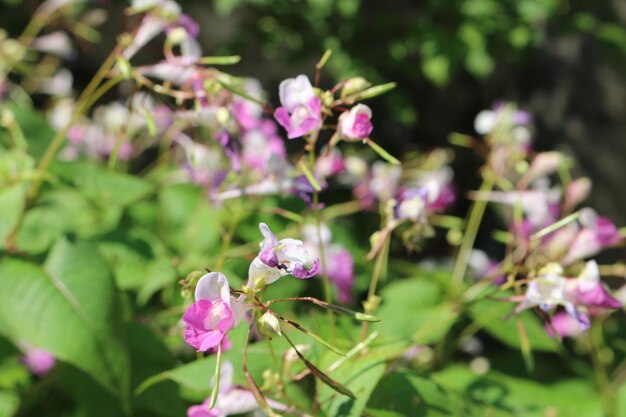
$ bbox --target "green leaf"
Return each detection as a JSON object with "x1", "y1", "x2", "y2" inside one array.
[
  {"x1": 0, "y1": 240, "x2": 130, "y2": 403},
  {"x1": 468, "y1": 297, "x2": 560, "y2": 352},
  {"x1": 0, "y1": 390, "x2": 19, "y2": 417},
  {"x1": 317, "y1": 350, "x2": 386, "y2": 417},
  {"x1": 127, "y1": 323, "x2": 185, "y2": 417},
  {"x1": 377, "y1": 277, "x2": 456, "y2": 343},
  {"x1": 51, "y1": 161, "x2": 154, "y2": 207},
  {"x1": 0, "y1": 105, "x2": 54, "y2": 160},
  {"x1": 367, "y1": 370, "x2": 513, "y2": 417},
  {"x1": 14, "y1": 189, "x2": 122, "y2": 254},
  {"x1": 433, "y1": 365, "x2": 603, "y2": 417},
  {"x1": 0, "y1": 183, "x2": 25, "y2": 249},
  {"x1": 136, "y1": 324, "x2": 273, "y2": 396},
  {"x1": 158, "y1": 183, "x2": 221, "y2": 256}
]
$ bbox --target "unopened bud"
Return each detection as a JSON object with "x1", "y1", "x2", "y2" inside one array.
[
  {"x1": 257, "y1": 311, "x2": 282, "y2": 339},
  {"x1": 363, "y1": 295, "x2": 381, "y2": 314},
  {"x1": 341, "y1": 77, "x2": 371, "y2": 99}
]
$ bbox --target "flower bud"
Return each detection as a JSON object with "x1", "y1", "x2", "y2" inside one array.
[
  {"x1": 257, "y1": 311, "x2": 282, "y2": 339},
  {"x1": 341, "y1": 77, "x2": 371, "y2": 99}
]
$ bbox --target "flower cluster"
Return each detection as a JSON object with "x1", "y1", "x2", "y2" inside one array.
[{"x1": 470, "y1": 103, "x2": 623, "y2": 337}]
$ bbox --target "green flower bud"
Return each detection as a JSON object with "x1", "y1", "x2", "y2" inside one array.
[{"x1": 257, "y1": 311, "x2": 282, "y2": 339}]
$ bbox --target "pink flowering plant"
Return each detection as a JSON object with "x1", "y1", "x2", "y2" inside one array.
[{"x1": 0, "y1": 2, "x2": 625, "y2": 417}]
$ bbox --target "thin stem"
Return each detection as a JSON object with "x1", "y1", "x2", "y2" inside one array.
[
  {"x1": 451, "y1": 173, "x2": 495, "y2": 286},
  {"x1": 27, "y1": 51, "x2": 119, "y2": 200},
  {"x1": 5, "y1": 54, "x2": 120, "y2": 251},
  {"x1": 208, "y1": 342, "x2": 223, "y2": 409},
  {"x1": 359, "y1": 233, "x2": 390, "y2": 342}
]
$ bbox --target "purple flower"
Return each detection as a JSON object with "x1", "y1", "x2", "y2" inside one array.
[
  {"x1": 571, "y1": 261, "x2": 621, "y2": 309},
  {"x1": 215, "y1": 131, "x2": 241, "y2": 172},
  {"x1": 315, "y1": 148, "x2": 346, "y2": 179},
  {"x1": 232, "y1": 79, "x2": 264, "y2": 131},
  {"x1": 248, "y1": 223, "x2": 320, "y2": 289},
  {"x1": 21, "y1": 348, "x2": 56, "y2": 376},
  {"x1": 562, "y1": 210, "x2": 622, "y2": 265},
  {"x1": 546, "y1": 312, "x2": 585, "y2": 339},
  {"x1": 182, "y1": 272, "x2": 244, "y2": 352},
  {"x1": 241, "y1": 125, "x2": 286, "y2": 173},
  {"x1": 273, "y1": 75, "x2": 322, "y2": 139},
  {"x1": 517, "y1": 264, "x2": 568, "y2": 313},
  {"x1": 338, "y1": 104, "x2": 373, "y2": 141},
  {"x1": 302, "y1": 224, "x2": 355, "y2": 303}
]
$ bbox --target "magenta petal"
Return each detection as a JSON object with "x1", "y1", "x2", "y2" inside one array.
[
  {"x1": 182, "y1": 300, "x2": 232, "y2": 351},
  {"x1": 578, "y1": 285, "x2": 622, "y2": 309},
  {"x1": 274, "y1": 107, "x2": 292, "y2": 132},
  {"x1": 351, "y1": 113, "x2": 373, "y2": 138},
  {"x1": 183, "y1": 300, "x2": 212, "y2": 329}
]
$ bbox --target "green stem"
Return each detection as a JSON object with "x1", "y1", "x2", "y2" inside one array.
[
  {"x1": 451, "y1": 173, "x2": 495, "y2": 286},
  {"x1": 589, "y1": 320, "x2": 617, "y2": 417},
  {"x1": 27, "y1": 52, "x2": 119, "y2": 200},
  {"x1": 208, "y1": 342, "x2": 223, "y2": 409},
  {"x1": 359, "y1": 234, "x2": 390, "y2": 342},
  {"x1": 5, "y1": 55, "x2": 120, "y2": 251}
]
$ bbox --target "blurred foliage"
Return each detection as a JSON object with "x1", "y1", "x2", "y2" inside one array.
[{"x1": 208, "y1": 0, "x2": 626, "y2": 128}]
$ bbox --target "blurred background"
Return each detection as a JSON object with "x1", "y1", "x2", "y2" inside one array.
[{"x1": 1, "y1": 0, "x2": 625, "y2": 224}]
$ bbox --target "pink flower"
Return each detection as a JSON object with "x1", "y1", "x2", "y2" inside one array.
[
  {"x1": 338, "y1": 104, "x2": 373, "y2": 141},
  {"x1": 232, "y1": 79, "x2": 264, "y2": 131},
  {"x1": 273, "y1": 75, "x2": 322, "y2": 139},
  {"x1": 21, "y1": 348, "x2": 56, "y2": 376},
  {"x1": 241, "y1": 125, "x2": 286, "y2": 172},
  {"x1": 561, "y1": 209, "x2": 622, "y2": 265},
  {"x1": 182, "y1": 272, "x2": 244, "y2": 352},
  {"x1": 570, "y1": 261, "x2": 621, "y2": 309},
  {"x1": 315, "y1": 148, "x2": 346, "y2": 179},
  {"x1": 546, "y1": 312, "x2": 585, "y2": 338}
]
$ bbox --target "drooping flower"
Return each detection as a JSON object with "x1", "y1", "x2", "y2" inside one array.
[
  {"x1": 273, "y1": 75, "x2": 322, "y2": 139},
  {"x1": 20, "y1": 347, "x2": 56, "y2": 376},
  {"x1": 338, "y1": 104, "x2": 374, "y2": 141},
  {"x1": 247, "y1": 223, "x2": 320, "y2": 290},
  {"x1": 182, "y1": 272, "x2": 244, "y2": 352}
]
